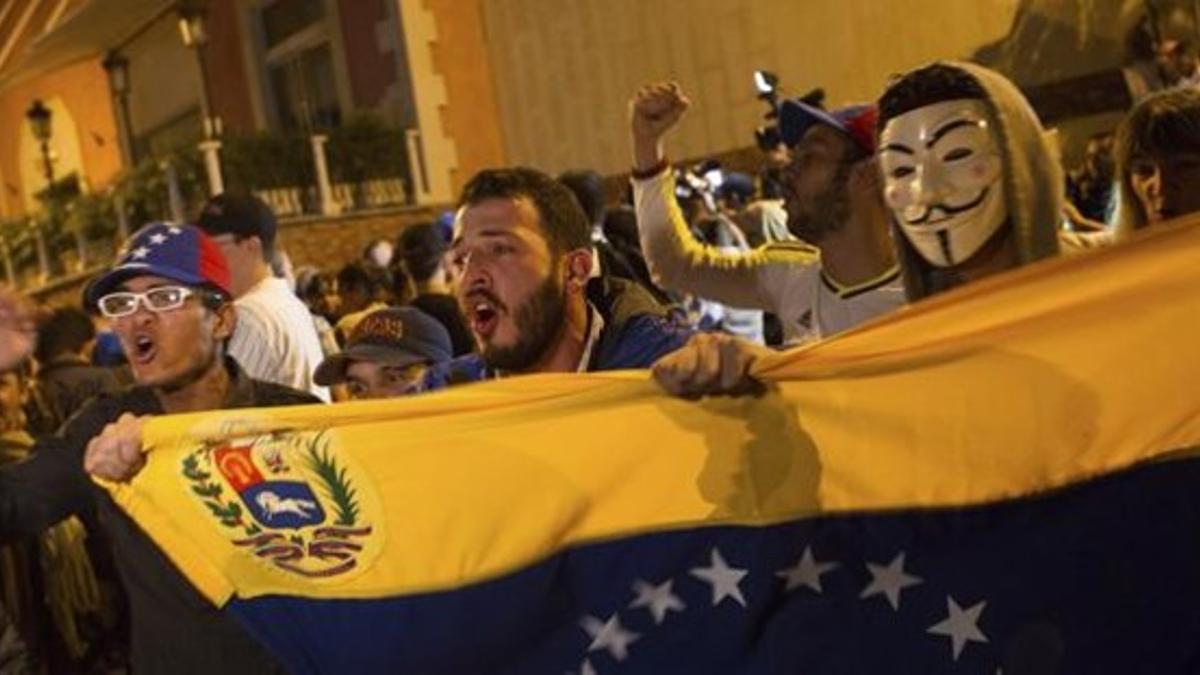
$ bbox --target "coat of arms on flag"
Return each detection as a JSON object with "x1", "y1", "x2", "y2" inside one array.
[{"x1": 180, "y1": 429, "x2": 380, "y2": 580}]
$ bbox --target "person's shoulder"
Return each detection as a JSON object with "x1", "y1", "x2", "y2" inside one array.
[
  {"x1": 760, "y1": 240, "x2": 820, "y2": 259},
  {"x1": 56, "y1": 387, "x2": 155, "y2": 441},
  {"x1": 238, "y1": 278, "x2": 304, "y2": 315},
  {"x1": 597, "y1": 312, "x2": 692, "y2": 370}
]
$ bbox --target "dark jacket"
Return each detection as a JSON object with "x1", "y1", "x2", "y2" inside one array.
[
  {"x1": 0, "y1": 359, "x2": 318, "y2": 674},
  {"x1": 26, "y1": 356, "x2": 126, "y2": 437},
  {"x1": 425, "y1": 276, "x2": 692, "y2": 387}
]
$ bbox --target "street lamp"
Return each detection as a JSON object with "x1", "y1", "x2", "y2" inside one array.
[
  {"x1": 102, "y1": 51, "x2": 137, "y2": 165},
  {"x1": 176, "y1": 0, "x2": 218, "y2": 138},
  {"x1": 177, "y1": 1, "x2": 208, "y2": 48},
  {"x1": 25, "y1": 100, "x2": 54, "y2": 185}
]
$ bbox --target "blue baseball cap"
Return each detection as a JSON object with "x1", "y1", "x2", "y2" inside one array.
[
  {"x1": 779, "y1": 99, "x2": 879, "y2": 153},
  {"x1": 314, "y1": 307, "x2": 452, "y2": 385},
  {"x1": 83, "y1": 222, "x2": 232, "y2": 310}
]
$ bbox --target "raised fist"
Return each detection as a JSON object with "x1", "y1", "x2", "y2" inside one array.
[{"x1": 630, "y1": 81, "x2": 691, "y2": 144}]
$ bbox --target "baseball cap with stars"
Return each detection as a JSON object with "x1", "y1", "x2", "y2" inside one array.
[{"x1": 82, "y1": 222, "x2": 233, "y2": 310}]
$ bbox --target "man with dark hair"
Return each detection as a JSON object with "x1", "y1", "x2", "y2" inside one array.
[
  {"x1": 197, "y1": 194, "x2": 328, "y2": 401},
  {"x1": 557, "y1": 170, "x2": 607, "y2": 238},
  {"x1": 427, "y1": 167, "x2": 689, "y2": 385},
  {"x1": 396, "y1": 223, "x2": 473, "y2": 356},
  {"x1": 334, "y1": 262, "x2": 391, "y2": 339},
  {"x1": 0, "y1": 223, "x2": 319, "y2": 673},
  {"x1": 630, "y1": 81, "x2": 903, "y2": 346},
  {"x1": 558, "y1": 169, "x2": 646, "y2": 290},
  {"x1": 1112, "y1": 86, "x2": 1200, "y2": 236},
  {"x1": 26, "y1": 307, "x2": 123, "y2": 436}
]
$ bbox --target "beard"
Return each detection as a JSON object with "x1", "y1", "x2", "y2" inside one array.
[
  {"x1": 786, "y1": 159, "x2": 854, "y2": 243},
  {"x1": 481, "y1": 272, "x2": 566, "y2": 373}
]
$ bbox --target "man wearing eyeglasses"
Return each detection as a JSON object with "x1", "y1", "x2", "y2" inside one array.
[
  {"x1": 0, "y1": 222, "x2": 318, "y2": 673},
  {"x1": 314, "y1": 307, "x2": 453, "y2": 399}
]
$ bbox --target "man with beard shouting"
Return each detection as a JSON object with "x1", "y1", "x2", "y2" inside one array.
[
  {"x1": 424, "y1": 167, "x2": 691, "y2": 386},
  {"x1": 629, "y1": 81, "x2": 904, "y2": 346}
]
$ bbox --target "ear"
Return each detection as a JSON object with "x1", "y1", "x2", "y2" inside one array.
[
  {"x1": 212, "y1": 301, "x2": 237, "y2": 342},
  {"x1": 562, "y1": 249, "x2": 593, "y2": 292},
  {"x1": 848, "y1": 157, "x2": 881, "y2": 195}
]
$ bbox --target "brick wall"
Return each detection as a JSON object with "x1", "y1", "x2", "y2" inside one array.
[
  {"x1": 276, "y1": 206, "x2": 443, "y2": 271},
  {"x1": 32, "y1": 206, "x2": 446, "y2": 308}
]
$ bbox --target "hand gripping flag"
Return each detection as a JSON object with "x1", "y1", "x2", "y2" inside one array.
[{"x1": 104, "y1": 220, "x2": 1200, "y2": 674}]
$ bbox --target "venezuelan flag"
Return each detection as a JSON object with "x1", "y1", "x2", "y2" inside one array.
[{"x1": 105, "y1": 220, "x2": 1200, "y2": 673}]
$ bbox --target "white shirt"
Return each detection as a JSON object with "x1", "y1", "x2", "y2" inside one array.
[
  {"x1": 229, "y1": 276, "x2": 330, "y2": 401},
  {"x1": 633, "y1": 169, "x2": 905, "y2": 345}
]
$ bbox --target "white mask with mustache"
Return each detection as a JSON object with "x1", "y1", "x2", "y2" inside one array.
[{"x1": 879, "y1": 99, "x2": 1007, "y2": 267}]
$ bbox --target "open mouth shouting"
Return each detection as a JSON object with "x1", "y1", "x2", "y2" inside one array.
[
  {"x1": 129, "y1": 331, "x2": 158, "y2": 366},
  {"x1": 464, "y1": 291, "x2": 505, "y2": 341}
]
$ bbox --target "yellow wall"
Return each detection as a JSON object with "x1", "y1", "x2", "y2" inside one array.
[
  {"x1": 0, "y1": 57, "x2": 122, "y2": 218},
  {"x1": 479, "y1": 0, "x2": 1024, "y2": 175}
]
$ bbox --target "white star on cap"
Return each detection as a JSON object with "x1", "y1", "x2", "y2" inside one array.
[
  {"x1": 129, "y1": 246, "x2": 150, "y2": 260},
  {"x1": 580, "y1": 613, "x2": 639, "y2": 662},
  {"x1": 927, "y1": 596, "x2": 988, "y2": 661},
  {"x1": 776, "y1": 545, "x2": 838, "y2": 593},
  {"x1": 860, "y1": 552, "x2": 922, "y2": 611},
  {"x1": 629, "y1": 579, "x2": 685, "y2": 624},
  {"x1": 690, "y1": 548, "x2": 748, "y2": 607},
  {"x1": 167, "y1": 225, "x2": 182, "y2": 235},
  {"x1": 149, "y1": 233, "x2": 167, "y2": 245}
]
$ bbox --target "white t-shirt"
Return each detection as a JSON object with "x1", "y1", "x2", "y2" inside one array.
[
  {"x1": 633, "y1": 169, "x2": 905, "y2": 345},
  {"x1": 229, "y1": 276, "x2": 330, "y2": 401}
]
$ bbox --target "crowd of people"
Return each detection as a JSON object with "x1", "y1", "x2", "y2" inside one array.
[{"x1": 0, "y1": 56, "x2": 1192, "y2": 672}]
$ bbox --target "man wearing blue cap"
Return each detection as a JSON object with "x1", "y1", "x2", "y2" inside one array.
[
  {"x1": 629, "y1": 81, "x2": 907, "y2": 397},
  {"x1": 0, "y1": 223, "x2": 318, "y2": 673},
  {"x1": 629, "y1": 81, "x2": 903, "y2": 348}
]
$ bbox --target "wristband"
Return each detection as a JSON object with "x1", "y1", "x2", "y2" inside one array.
[{"x1": 630, "y1": 157, "x2": 670, "y2": 181}]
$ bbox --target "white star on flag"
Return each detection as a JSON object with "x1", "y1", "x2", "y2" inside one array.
[
  {"x1": 130, "y1": 247, "x2": 150, "y2": 260},
  {"x1": 927, "y1": 596, "x2": 988, "y2": 661},
  {"x1": 149, "y1": 233, "x2": 167, "y2": 245},
  {"x1": 580, "y1": 613, "x2": 639, "y2": 662},
  {"x1": 167, "y1": 225, "x2": 182, "y2": 235},
  {"x1": 629, "y1": 579, "x2": 686, "y2": 624},
  {"x1": 860, "y1": 552, "x2": 922, "y2": 610},
  {"x1": 689, "y1": 547, "x2": 748, "y2": 607},
  {"x1": 775, "y1": 545, "x2": 838, "y2": 593}
]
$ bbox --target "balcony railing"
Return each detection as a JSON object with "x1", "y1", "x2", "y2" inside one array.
[{"x1": 2, "y1": 115, "x2": 415, "y2": 291}]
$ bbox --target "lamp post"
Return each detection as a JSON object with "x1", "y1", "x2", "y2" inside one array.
[
  {"x1": 25, "y1": 100, "x2": 54, "y2": 281},
  {"x1": 177, "y1": 0, "x2": 218, "y2": 139},
  {"x1": 25, "y1": 100, "x2": 53, "y2": 186},
  {"x1": 103, "y1": 51, "x2": 137, "y2": 166},
  {"x1": 178, "y1": 0, "x2": 224, "y2": 196}
]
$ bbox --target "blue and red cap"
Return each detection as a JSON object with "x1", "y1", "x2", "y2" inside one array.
[
  {"x1": 83, "y1": 222, "x2": 232, "y2": 310},
  {"x1": 779, "y1": 98, "x2": 879, "y2": 154}
]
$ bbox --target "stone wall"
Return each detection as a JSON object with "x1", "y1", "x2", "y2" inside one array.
[
  {"x1": 31, "y1": 206, "x2": 445, "y2": 308},
  {"x1": 275, "y1": 206, "x2": 443, "y2": 271}
]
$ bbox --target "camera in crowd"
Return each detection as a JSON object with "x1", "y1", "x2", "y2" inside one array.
[{"x1": 752, "y1": 69, "x2": 827, "y2": 152}]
